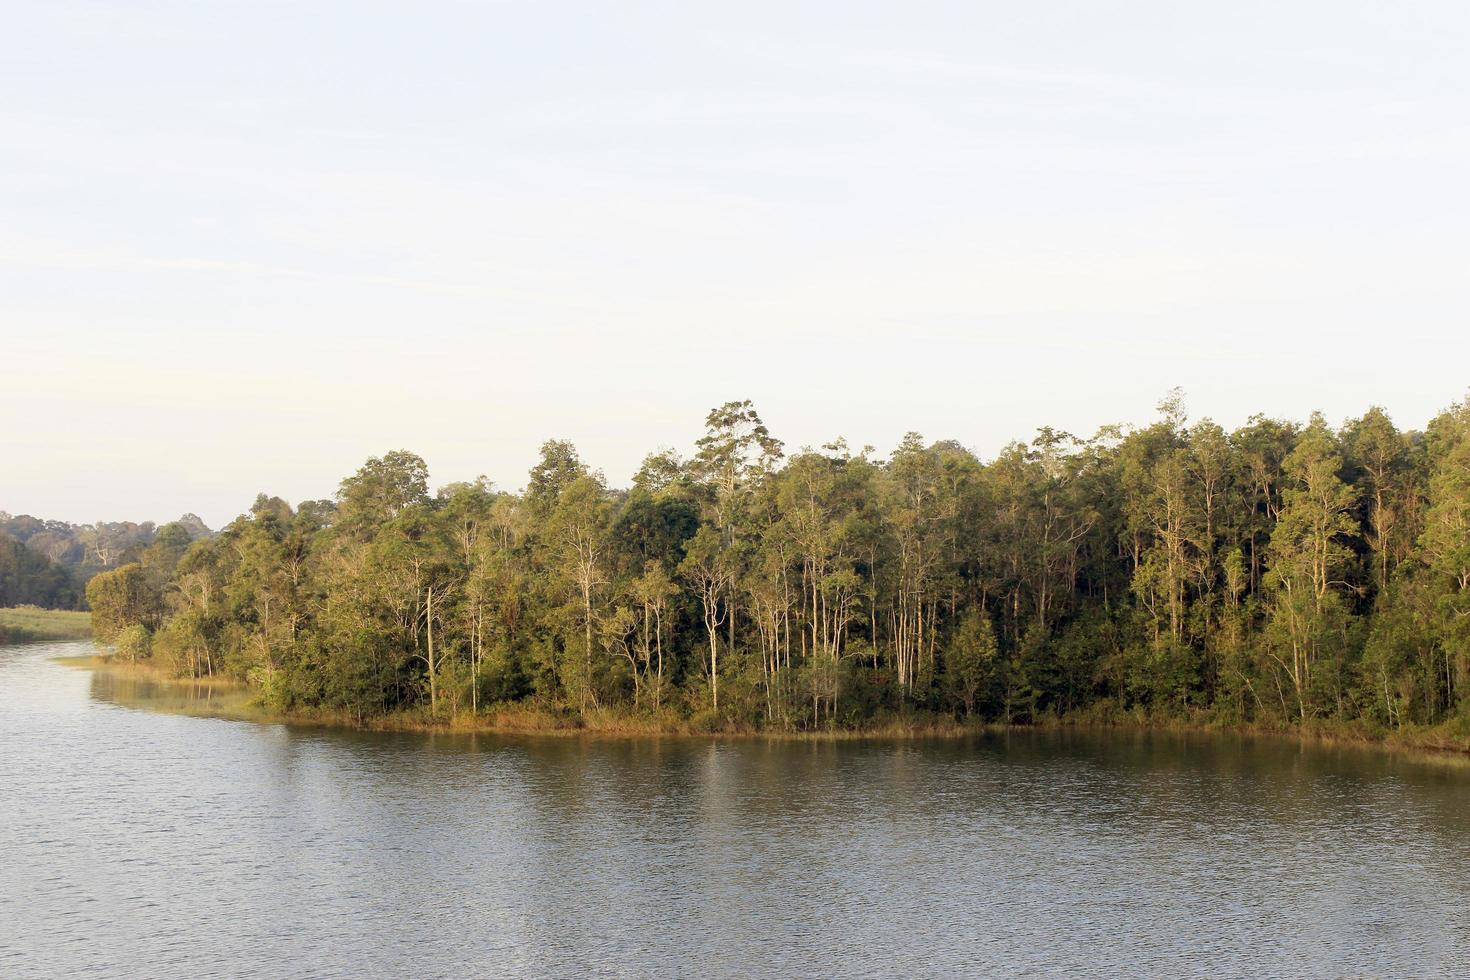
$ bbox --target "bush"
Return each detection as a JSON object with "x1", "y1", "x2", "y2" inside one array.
[
  {"x1": 114, "y1": 623, "x2": 152, "y2": 663},
  {"x1": 687, "y1": 707, "x2": 723, "y2": 733}
]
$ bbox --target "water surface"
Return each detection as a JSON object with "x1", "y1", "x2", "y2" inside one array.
[{"x1": 3, "y1": 641, "x2": 1469, "y2": 977}]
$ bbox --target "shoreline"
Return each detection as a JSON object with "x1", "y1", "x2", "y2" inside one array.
[{"x1": 55, "y1": 653, "x2": 1470, "y2": 758}]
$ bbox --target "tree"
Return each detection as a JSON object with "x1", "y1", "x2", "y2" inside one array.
[
  {"x1": 1346, "y1": 407, "x2": 1408, "y2": 593},
  {"x1": 337, "y1": 451, "x2": 430, "y2": 535},
  {"x1": 86, "y1": 563, "x2": 163, "y2": 643},
  {"x1": 946, "y1": 608, "x2": 998, "y2": 716},
  {"x1": 1263, "y1": 415, "x2": 1360, "y2": 718},
  {"x1": 527, "y1": 440, "x2": 587, "y2": 515},
  {"x1": 679, "y1": 524, "x2": 730, "y2": 713},
  {"x1": 691, "y1": 400, "x2": 785, "y2": 668},
  {"x1": 629, "y1": 561, "x2": 677, "y2": 711},
  {"x1": 544, "y1": 473, "x2": 611, "y2": 711},
  {"x1": 1417, "y1": 401, "x2": 1470, "y2": 708},
  {"x1": 880, "y1": 433, "x2": 950, "y2": 694},
  {"x1": 106, "y1": 394, "x2": 1469, "y2": 741},
  {"x1": 691, "y1": 400, "x2": 784, "y2": 533}
]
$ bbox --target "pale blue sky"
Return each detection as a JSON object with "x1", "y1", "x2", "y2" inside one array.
[{"x1": 3, "y1": 1, "x2": 1468, "y2": 528}]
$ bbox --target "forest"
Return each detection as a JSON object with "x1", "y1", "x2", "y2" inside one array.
[
  {"x1": 0, "y1": 511, "x2": 211, "y2": 610},
  {"x1": 84, "y1": 393, "x2": 1470, "y2": 736}
]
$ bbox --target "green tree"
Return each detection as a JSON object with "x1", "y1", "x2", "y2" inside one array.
[
  {"x1": 945, "y1": 607, "x2": 998, "y2": 716},
  {"x1": 1263, "y1": 415, "x2": 1360, "y2": 718}
]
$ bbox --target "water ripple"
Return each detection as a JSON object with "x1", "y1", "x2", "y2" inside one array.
[{"x1": 2, "y1": 642, "x2": 1469, "y2": 978}]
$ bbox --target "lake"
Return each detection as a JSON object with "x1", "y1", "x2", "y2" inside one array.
[{"x1": 3, "y1": 640, "x2": 1469, "y2": 977}]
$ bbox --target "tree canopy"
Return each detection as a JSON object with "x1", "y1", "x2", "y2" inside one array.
[
  {"x1": 83, "y1": 395, "x2": 1470, "y2": 735},
  {"x1": 0, "y1": 511, "x2": 211, "y2": 611}
]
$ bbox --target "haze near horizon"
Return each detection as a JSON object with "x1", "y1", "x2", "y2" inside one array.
[{"x1": 3, "y1": 1, "x2": 1468, "y2": 527}]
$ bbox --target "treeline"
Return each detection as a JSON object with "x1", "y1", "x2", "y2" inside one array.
[
  {"x1": 0, "y1": 534, "x2": 79, "y2": 609},
  {"x1": 89, "y1": 394, "x2": 1470, "y2": 734},
  {"x1": 0, "y1": 512, "x2": 211, "y2": 610}
]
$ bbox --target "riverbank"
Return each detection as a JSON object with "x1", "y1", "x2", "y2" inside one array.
[
  {"x1": 0, "y1": 606, "x2": 91, "y2": 643},
  {"x1": 1029, "y1": 710, "x2": 1470, "y2": 761},
  {"x1": 58, "y1": 654, "x2": 980, "y2": 738},
  {"x1": 53, "y1": 651, "x2": 1470, "y2": 756}
]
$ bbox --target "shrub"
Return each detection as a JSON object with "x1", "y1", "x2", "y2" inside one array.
[{"x1": 114, "y1": 623, "x2": 152, "y2": 663}]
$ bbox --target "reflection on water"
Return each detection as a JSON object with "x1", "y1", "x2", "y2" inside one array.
[
  {"x1": 3, "y1": 641, "x2": 1470, "y2": 978},
  {"x1": 88, "y1": 662, "x2": 253, "y2": 719}
]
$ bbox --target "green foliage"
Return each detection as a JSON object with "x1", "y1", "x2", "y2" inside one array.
[
  {"x1": 85, "y1": 393, "x2": 1470, "y2": 736},
  {"x1": 0, "y1": 511, "x2": 212, "y2": 611},
  {"x1": 87, "y1": 564, "x2": 156, "y2": 643},
  {"x1": 944, "y1": 608, "x2": 998, "y2": 716},
  {"x1": 114, "y1": 623, "x2": 152, "y2": 663},
  {"x1": 0, "y1": 533, "x2": 79, "y2": 609}
]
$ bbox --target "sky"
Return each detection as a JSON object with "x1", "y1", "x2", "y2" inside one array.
[{"x1": 3, "y1": 1, "x2": 1468, "y2": 530}]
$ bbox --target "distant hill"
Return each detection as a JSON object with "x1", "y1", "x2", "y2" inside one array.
[{"x1": 0, "y1": 511, "x2": 213, "y2": 610}]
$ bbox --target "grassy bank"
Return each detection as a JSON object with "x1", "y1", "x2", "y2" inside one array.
[
  {"x1": 0, "y1": 606, "x2": 92, "y2": 643},
  {"x1": 1019, "y1": 703, "x2": 1470, "y2": 758}
]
